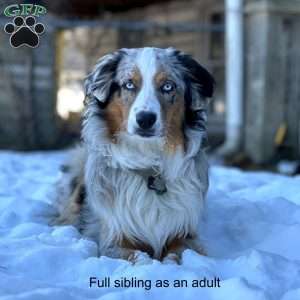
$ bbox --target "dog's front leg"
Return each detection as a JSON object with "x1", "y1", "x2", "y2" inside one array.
[
  {"x1": 163, "y1": 236, "x2": 206, "y2": 264},
  {"x1": 101, "y1": 245, "x2": 151, "y2": 265}
]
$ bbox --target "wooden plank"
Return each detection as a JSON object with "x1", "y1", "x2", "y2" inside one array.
[{"x1": 285, "y1": 17, "x2": 300, "y2": 157}]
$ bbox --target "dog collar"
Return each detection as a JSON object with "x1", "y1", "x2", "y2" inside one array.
[{"x1": 131, "y1": 167, "x2": 167, "y2": 195}]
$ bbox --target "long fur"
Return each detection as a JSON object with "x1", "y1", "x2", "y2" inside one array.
[{"x1": 54, "y1": 47, "x2": 214, "y2": 261}]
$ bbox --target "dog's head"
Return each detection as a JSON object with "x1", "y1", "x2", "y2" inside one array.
[{"x1": 84, "y1": 47, "x2": 214, "y2": 149}]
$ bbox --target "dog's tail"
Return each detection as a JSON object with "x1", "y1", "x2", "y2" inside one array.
[{"x1": 51, "y1": 145, "x2": 86, "y2": 227}]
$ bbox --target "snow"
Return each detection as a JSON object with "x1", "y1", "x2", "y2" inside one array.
[{"x1": 0, "y1": 151, "x2": 300, "y2": 300}]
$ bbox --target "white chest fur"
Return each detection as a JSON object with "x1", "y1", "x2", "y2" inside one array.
[{"x1": 84, "y1": 133, "x2": 208, "y2": 258}]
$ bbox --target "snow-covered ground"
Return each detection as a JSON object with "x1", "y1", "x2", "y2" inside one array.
[{"x1": 0, "y1": 151, "x2": 300, "y2": 300}]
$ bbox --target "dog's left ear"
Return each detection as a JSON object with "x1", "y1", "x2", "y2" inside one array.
[
  {"x1": 173, "y1": 50, "x2": 215, "y2": 130},
  {"x1": 84, "y1": 50, "x2": 124, "y2": 109}
]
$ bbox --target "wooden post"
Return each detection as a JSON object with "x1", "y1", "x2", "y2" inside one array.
[
  {"x1": 244, "y1": 0, "x2": 300, "y2": 163},
  {"x1": 0, "y1": 20, "x2": 59, "y2": 149}
]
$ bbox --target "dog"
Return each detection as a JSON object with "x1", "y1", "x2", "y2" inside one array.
[{"x1": 54, "y1": 47, "x2": 214, "y2": 263}]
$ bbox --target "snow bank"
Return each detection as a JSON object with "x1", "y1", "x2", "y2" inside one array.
[{"x1": 0, "y1": 151, "x2": 299, "y2": 300}]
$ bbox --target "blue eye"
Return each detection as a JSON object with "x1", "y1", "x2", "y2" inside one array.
[
  {"x1": 161, "y1": 82, "x2": 174, "y2": 93},
  {"x1": 124, "y1": 81, "x2": 135, "y2": 90}
]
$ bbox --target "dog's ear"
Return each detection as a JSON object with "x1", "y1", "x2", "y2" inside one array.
[
  {"x1": 84, "y1": 50, "x2": 123, "y2": 109},
  {"x1": 173, "y1": 50, "x2": 215, "y2": 130}
]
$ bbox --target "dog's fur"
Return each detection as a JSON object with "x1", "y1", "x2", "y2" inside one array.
[{"x1": 54, "y1": 47, "x2": 214, "y2": 263}]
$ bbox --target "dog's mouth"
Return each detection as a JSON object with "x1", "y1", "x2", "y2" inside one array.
[{"x1": 134, "y1": 129, "x2": 156, "y2": 138}]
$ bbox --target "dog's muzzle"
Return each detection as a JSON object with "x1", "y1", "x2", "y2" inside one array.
[{"x1": 135, "y1": 111, "x2": 157, "y2": 137}]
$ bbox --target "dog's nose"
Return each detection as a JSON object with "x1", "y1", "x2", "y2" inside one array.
[{"x1": 136, "y1": 111, "x2": 157, "y2": 130}]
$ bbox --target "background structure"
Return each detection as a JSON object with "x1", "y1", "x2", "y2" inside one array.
[{"x1": 0, "y1": 0, "x2": 299, "y2": 165}]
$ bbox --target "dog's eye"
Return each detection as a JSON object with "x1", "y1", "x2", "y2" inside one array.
[
  {"x1": 161, "y1": 82, "x2": 175, "y2": 93},
  {"x1": 124, "y1": 81, "x2": 135, "y2": 90}
]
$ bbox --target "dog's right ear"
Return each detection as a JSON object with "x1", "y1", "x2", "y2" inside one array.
[{"x1": 84, "y1": 50, "x2": 123, "y2": 109}]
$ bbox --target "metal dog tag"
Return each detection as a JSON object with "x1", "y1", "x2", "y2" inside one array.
[{"x1": 147, "y1": 175, "x2": 167, "y2": 195}]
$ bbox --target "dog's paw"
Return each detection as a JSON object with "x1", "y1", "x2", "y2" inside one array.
[
  {"x1": 127, "y1": 250, "x2": 152, "y2": 265},
  {"x1": 162, "y1": 253, "x2": 181, "y2": 265}
]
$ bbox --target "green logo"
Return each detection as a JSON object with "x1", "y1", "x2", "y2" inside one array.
[
  {"x1": 3, "y1": 4, "x2": 47, "y2": 48},
  {"x1": 4, "y1": 4, "x2": 47, "y2": 17}
]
